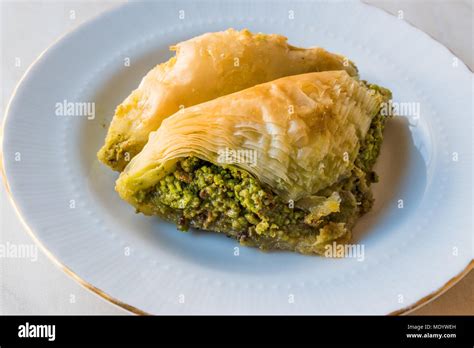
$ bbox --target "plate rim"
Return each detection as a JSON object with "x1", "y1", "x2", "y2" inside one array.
[{"x1": 1, "y1": 0, "x2": 472, "y2": 315}]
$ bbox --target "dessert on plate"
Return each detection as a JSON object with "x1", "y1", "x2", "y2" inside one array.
[{"x1": 114, "y1": 71, "x2": 391, "y2": 254}]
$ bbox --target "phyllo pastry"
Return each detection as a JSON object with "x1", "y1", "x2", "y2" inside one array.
[
  {"x1": 98, "y1": 29, "x2": 358, "y2": 171},
  {"x1": 116, "y1": 71, "x2": 391, "y2": 255}
]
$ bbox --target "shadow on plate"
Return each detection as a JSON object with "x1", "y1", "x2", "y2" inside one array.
[{"x1": 353, "y1": 116, "x2": 428, "y2": 241}]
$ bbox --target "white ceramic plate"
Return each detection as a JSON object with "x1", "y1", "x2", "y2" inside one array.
[{"x1": 2, "y1": 0, "x2": 472, "y2": 314}]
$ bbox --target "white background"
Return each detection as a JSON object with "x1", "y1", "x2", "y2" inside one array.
[{"x1": 1, "y1": 0, "x2": 472, "y2": 315}]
